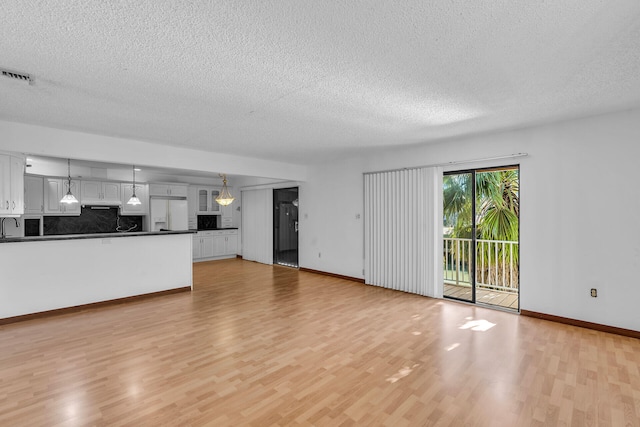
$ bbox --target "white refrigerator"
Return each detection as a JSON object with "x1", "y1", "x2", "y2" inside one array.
[{"x1": 150, "y1": 198, "x2": 188, "y2": 231}]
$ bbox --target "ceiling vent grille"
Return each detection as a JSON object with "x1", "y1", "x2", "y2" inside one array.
[{"x1": 1, "y1": 68, "x2": 35, "y2": 85}]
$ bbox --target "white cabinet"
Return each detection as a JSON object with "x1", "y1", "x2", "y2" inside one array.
[
  {"x1": 187, "y1": 186, "x2": 198, "y2": 229},
  {"x1": 149, "y1": 183, "x2": 188, "y2": 197},
  {"x1": 81, "y1": 180, "x2": 121, "y2": 205},
  {"x1": 120, "y1": 183, "x2": 148, "y2": 215},
  {"x1": 0, "y1": 154, "x2": 24, "y2": 216},
  {"x1": 213, "y1": 234, "x2": 225, "y2": 255},
  {"x1": 10, "y1": 156, "x2": 24, "y2": 215},
  {"x1": 193, "y1": 231, "x2": 214, "y2": 259},
  {"x1": 44, "y1": 178, "x2": 81, "y2": 215},
  {"x1": 24, "y1": 175, "x2": 44, "y2": 214},
  {"x1": 196, "y1": 186, "x2": 221, "y2": 215},
  {"x1": 0, "y1": 156, "x2": 9, "y2": 214},
  {"x1": 213, "y1": 230, "x2": 238, "y2": 256},
  {"x1": 192, "y1": 230, "x2": 235, "y2": 260},
  {"x1": 202, "y1": 234, "x2": 214, "y2": 258},
  {"x1": 220, "y1": 203, "x2": 234, "y2": 228}
]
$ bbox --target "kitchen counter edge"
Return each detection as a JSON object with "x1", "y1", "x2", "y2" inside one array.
[
  {"x1": 0, "y1": 230, "x2": 196, "y2": 244},
  {"x1": 191, "y1": 228, "x2": 239, "y2": 231}
]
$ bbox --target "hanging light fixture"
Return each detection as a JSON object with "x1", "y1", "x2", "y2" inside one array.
[
  {"x1": 127, "y1": 165, "x2": 141, "y2": 205},
  {"x1": 60, "y1": 158, "x2": 79, "y2": 204},
  {"x1": 215, "y1": 174, "x2": 235, "y2": 206}
]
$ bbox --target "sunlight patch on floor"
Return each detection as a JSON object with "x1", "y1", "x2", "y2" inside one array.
[
  {"x1": 386, "y1": 364, "x2": 419, "y2": 383},
  {"x1": 459, "y1": 318, "x2": 496, "y2": 332}
]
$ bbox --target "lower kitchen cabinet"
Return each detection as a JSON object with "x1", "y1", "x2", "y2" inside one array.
[
  {"x1": 213, "y1": 230, "x2": 237, "y2": 256},
  {"x1": 193, "y1": 229, "x2": 237, "y2": 261},
  {"x1": 193, "y1": 231, "x2": 214, "y2": 259},
  {"x1": 201, "y1": 234, "x2": 215, "y2": 258}
]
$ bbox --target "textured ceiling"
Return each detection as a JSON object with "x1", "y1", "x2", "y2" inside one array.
[{"x1": 1, "y1": 1, "x2": 640, "y2": 165}]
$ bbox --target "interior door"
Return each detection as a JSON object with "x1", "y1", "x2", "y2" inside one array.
[{"x1": 273, "y1": 187, "x2": 299, "y2": 267}]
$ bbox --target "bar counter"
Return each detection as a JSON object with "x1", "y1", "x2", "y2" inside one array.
[
  {"x1": 0, "y1": 231, "x2": 194, "y2": 320},
  {"x1": 0, "y1": 229, "x2": 194, "y2": 243}
]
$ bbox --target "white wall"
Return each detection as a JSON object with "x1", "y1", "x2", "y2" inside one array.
[
  {"x1": 299, "y1": 157, "x2": 365, "y2": 277},
  {"x1": 0, "y1": 120, "x2": 307, "y2": 181},
  {"x1": 300, "y1": 108, "x2": 640, "y2": 332}
]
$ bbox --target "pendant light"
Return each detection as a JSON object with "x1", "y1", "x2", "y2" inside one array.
[
  {"x1": 215, "y1": 174, "x2": 235, "y2": 206},
  {"x1": 60, "y1": 158, "x2": 79, "y2": 204},
  {"x1": 127, "y1": 165, "x2": 141, "y2": 205}
]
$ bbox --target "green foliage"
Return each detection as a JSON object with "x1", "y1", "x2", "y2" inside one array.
[
  {"x1": 475, "y1": 169, "x2": 519, "y2": 242},
  {"x1": 443, "y1": 174, "x2": 473, "y2": 238},
  {"x1": 444, "y1": 169, "x2": 519, "y2": 242},
  {"x1": 443, "y1": 168, "x2": 520, "y2": 290}
]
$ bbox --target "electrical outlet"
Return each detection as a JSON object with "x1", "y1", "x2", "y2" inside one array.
[{"x1": 590, "y1": 288, "x2": 597, "y2": 297}]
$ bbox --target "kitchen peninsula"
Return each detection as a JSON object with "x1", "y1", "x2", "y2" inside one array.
[{"x1": 0, "y1": 230, "x2": 193, "y2": 321}]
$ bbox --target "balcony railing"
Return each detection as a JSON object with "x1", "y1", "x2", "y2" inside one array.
[{"x1": 443, "y1": 238, "x2": 519, "y2": 292}]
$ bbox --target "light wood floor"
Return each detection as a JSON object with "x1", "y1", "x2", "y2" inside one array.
[{"x1": 1, "y1": 259, "x2": 639, "y2": 426}]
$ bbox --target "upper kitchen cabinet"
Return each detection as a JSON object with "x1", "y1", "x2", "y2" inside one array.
[
  {"x1": 196, "y1": 186, "x2": 221, "y2": 215},
  {"x1": 44, "y1": 177, "x2": 81, "y2": 215},
  {"x1": 0, "y1": 154, "x2": 25, "y2": 216},
  {"x1": 149, "y1": 183, "x2": 188, "y2": 197},
  {"x1": 220, "y1": 203, "x2": 234, "y2": 228},
  {"x1": 24, "y1": 175, "x2": 44, "y2": 214},
  {"x1": 120, "y1": 183, "x2": 149, "y2": 215},
  {"x1": 187, "y1": 186, "x2": 198, "y2": 229},
  {"x1": 81, "y1": 180, "x2": 121, "y2": 205}
]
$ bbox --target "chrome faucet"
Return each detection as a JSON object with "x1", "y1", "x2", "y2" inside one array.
[{"x1": 0, "y1": 217, "x2": 20, "y2": 238}]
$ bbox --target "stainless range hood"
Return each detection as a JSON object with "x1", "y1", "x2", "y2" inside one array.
[{"x1": 83, "y1": 205, "x2": 121, "y2": 209}]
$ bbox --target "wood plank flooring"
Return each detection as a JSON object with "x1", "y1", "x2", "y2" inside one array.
[
  {"x1": 444, "y1": 284, "x2": 519, "y2": 310},
  {"x1": 1, "y1": 259, "x2": 639, "y2": 426}
]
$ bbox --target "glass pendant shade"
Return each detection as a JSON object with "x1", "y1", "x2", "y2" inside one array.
[
  {"x1": 60, "y1": 158, "x2": 79, "y2": 204},
  {"x1": 215, "y1": 174, "x2": 235, "y2": 206},
  {"x1": 60, "y1": 190, "x2": 78, "y2": 204},
  {"x1": 127, "y1": 165, "x2": 141, "y2": 205},
  {"x1": 127, "y1": 194, "x2": 141, "y2": 205}
]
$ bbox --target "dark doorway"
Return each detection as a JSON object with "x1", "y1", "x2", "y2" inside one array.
[{"x1": 273, "y1": 187, "x2": 299, "y2": 267}]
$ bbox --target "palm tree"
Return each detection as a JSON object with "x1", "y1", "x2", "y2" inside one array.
[
  {"x1": 444, "y1": 169, "x2": 519, "y2": 290},
  {"x1": 475, "y1": 169, "x2": 519, "y2": 242}
]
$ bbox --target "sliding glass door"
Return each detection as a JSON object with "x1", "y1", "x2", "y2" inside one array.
[
  {"x1": 443, "y1": 171, "x2": 475, "y2": 302},
  {"x1": 443, "y1": 167, "x2": 520, "y2": 310}
]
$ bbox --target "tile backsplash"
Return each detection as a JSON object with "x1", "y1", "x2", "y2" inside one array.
[
  {"x1": 44, "y1": 207, "x2": 143, "y2": 235},
  {"x1": 197, "y1": 215, "x2": 219, "y2": 230}
]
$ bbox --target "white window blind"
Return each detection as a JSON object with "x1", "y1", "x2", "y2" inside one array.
[
  {"x1": 241, "y1": 189, "x2": 273, "y2": 265},
  {"x1": 364, "y1": 167, "x2": 443, "y2": 297}
]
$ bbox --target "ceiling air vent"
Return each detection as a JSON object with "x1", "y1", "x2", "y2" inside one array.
[{"x1": 1, "y1": 68, "x2": 35, "y2": 85}]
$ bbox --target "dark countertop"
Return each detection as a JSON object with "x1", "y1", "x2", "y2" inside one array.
[
  {"x1": 192, "y1": 228, "x2": 238, "y2": 231},
  {"x1": 0, "y1": 230, "x2": 195, "y2": 244}
]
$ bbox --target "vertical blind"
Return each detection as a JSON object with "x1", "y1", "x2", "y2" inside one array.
[
  {"x1": 241, "y1": 188, "x2": 273, "y2": 265},
  {"x1": 364, "y1": 167, "x2": 443, "y2": 297}
]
